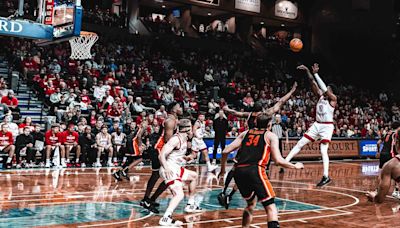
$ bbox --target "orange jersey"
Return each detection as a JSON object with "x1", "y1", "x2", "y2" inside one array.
[{"x1": 235, "y1": 129, "x2": 271, "y2": 168}]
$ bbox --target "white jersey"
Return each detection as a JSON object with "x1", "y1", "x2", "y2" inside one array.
[
  {"x1": 97, "y1": 133, "x2": 109, "y2": 147},
  {"x1": 166, "y1": 134, "x2": 187, "y2": 165},
  {"x1": 112, "y1": 132, "x2": 125, "y2": 145},
  {"x1": 316, "y1": 96, "x2": 334, "y2": 123},
  {"x1": 194, "y1": 120, "x2": 206, "y2": 139}
]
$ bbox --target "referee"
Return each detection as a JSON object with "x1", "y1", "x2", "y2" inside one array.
[{"x1": 271, "y1": 114, "x2": 288, "y2": 173}]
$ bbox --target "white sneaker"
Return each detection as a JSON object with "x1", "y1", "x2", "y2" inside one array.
[
  {"x1": 212, "y1": 159, "x2": 216, "y2": 165},
  {"x1": 81, "y1": 163, "x2": 86, "y2": 168},
  {"x1": 61, "y1": 162, "x2": 67, "y2": 168},
  {"x1": 94, "y1": 162, "x2": 102, "y2": 167},
  {"x1": 159, "y1": 215, "x2": 183, "y2": 226},
  {"x1": 208, "y1": 164, "x2": 218, "y2": 172},
  {"x1": 45, "y1": 162, "x2": 51, "y2": 168},
  {"x1": 392, "y1": 191, "x2": 400, "y2": 200},
  {"x1": 184, "y1": 204, "x2": 203, "y2": 213},
  {"x1": 16, "y1": 164, "x2": 22, "y2": 169},
  {"x1": 107, "y1": 162, "x2": 114, "y2": 167}
]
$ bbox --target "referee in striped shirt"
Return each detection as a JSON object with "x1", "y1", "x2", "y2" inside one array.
[{"x1": 271, "y1": 114, "x2": 289, "y2": 173}]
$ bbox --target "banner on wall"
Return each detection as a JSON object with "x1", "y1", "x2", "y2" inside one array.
[
  {"x1": 235, "y1": 0, "x2": 261, "y2": 13},
  {"x1": 281, "y1": 139, "x2": 359, "y2": 159},
  {"x1": 204, "y1": 138, "x2": 238, "y2": 159},
  {"x1": 359, "y1": 140, "x2": 379, "y2": 157},
  {"x1": 275, "y1": 0, "x2": 298, "y2": 19}
]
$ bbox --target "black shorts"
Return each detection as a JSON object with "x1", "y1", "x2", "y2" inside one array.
[
  {"x1": 149, "y1": 149, "x2": 161, "y2": 171},
  {"x1": 234, "y1": 165, "x2": 276, "y2": 206},
  {"x1": 379, "y1": 153, "x2": 393, "y2": 169}
]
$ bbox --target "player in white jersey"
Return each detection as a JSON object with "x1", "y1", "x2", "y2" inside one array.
[
  {"x1": 285, "y1": 63, "x2": 337, "y2": 187},
  {"x1": 111, "y1": 127, "x2": 126, "y2": 164},
  {"x1": 159, "y1": 119, "x2": 203, "y2": 226},
  {"x1": 95, "y1": 126, "x2": 114, "y2": 167},
  {"x1": 192, "y1": 114, "x2": 218, "y2": 172}
]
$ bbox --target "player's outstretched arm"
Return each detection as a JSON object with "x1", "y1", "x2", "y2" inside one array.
[
  {"x1": 266, "y1": 82, "x2": 297, "y2": 115},
  {"x1": 269, "y1": 132, "x2": 304, "y2": 169},
  {"x1": 222, "y1": 106, "x2": 251, "y2": 118},
  {"x1": 311, "y1": 63, "x2": 338, "y2": 107},
  {"x1": 220, "y1": 131, "x2": 247, "y2": 176},
  {"x1": 297, "y1": 64, "x2": 322, "y2": 97}
]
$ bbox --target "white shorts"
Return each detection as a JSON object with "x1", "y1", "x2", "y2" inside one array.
[
  {"x1": 304, "y1": 122, "x2": 334, "y2": 143},
  {"x1": 191, "y1": 138, "x2": 207, "y2": 151},
  {"x1": 159, "y1": 163, "x2": 190, "y2": 187}
]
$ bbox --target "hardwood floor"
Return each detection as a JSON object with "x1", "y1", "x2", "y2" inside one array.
[{"x1": 0, "y1": 160, "x2": 398, "y2": 227}]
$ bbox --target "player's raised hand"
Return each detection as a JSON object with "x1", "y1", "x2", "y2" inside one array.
[
  {"x1": 294, "y1": 162, "x2": 304, "y2": 169},
  {"x1": 312, "y1": 63, "x2": 319, "y2": 74},
  {"x1": 297, "y1": 65, "x2": 310, "y2": 72}
]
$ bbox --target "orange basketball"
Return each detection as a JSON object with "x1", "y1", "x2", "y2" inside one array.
[{"x1": 290, "y1": 38, "x2": 303, "y2": 52}]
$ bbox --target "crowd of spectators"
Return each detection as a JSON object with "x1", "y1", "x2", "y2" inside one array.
[
  {"x1": 83, "y1": 6, "x2": 127, "y2": 28},
  {"x1": 0, "y1": 21, "x2": 399, "y2": 168}
]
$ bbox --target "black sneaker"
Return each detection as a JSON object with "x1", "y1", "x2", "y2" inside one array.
[
  {"x1": 141, "y1": 198, "x2": 159, "y2": 213},
  {"x1": 112, "y1": 170, "x2": 122, "y2": 181},
  {"x1": 224, "y1": 195, "x2": 232, "y2": 209},
  {"x1": 217, "y1": 192, "x2": 226, "y2": 207},
  {"x1": 316, "y1": 176, "x2": 331, "y2": 187},
  {"x1": 121, "y1": 169, "x2": 129, "y2": 181},
  {"x1": 149, "y1": 199, "x2": 160, "y2": 207}
]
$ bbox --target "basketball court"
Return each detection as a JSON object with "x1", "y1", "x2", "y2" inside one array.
[{"x1": 0, "y1": 161, "x2": 398, "y2": 227}]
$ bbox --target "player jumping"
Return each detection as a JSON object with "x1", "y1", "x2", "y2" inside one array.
[
  {"x1": 285, "y1": 63, "x2": 337, "y2": 187},
  {"x1": 219, "y1": 82, "x2": 297, "y2": 207}
]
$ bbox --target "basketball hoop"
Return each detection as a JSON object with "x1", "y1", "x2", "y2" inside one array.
[{"x1": 69, "y1": 31, "x2": 98, "y2": 60}]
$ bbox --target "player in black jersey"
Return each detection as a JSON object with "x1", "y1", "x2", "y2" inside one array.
[
  {"x1": 218, "y1": 82, "x2": 297, "y2": 208},
  {"x1": 221, "y1": 113, "x2": 304, "y2": 228},
  {"x1": 376, "y1": 121, "x2": 400, "y2": 198}
]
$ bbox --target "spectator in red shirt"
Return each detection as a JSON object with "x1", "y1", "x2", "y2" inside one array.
[
  {"x1": 22, "y1": 55, "x2": 39, "y2": 80},
  {"x1": 18, "y1": 116, "x2": 35, "y2": 134},
  {"x1": 81, "y1": 89, "x2": 92, "y2": 108},
  {"x1": 44, "y1": 124, "x2": 65, "y2": 168},
  {"x1": 0, "y1": 123, "x2": 15, "y2": 169},
  {"x1": 107, "y1": 102, "x2": 122, "y2": 122},
  {"x1": 1, "y1": 91, "x2": 20, "y2": 120},
  {"x1": 62, "y1": 123, "x2": 81, "y2": 167}
]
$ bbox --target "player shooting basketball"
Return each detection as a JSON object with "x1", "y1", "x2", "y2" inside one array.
[{"x1": 285, "y1": 63, "x2": 337, "y2": 187}]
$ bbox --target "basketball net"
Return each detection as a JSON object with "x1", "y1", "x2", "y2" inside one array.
[{"x1": 69, "y1": 31, "x2": 98, "y2": 60}]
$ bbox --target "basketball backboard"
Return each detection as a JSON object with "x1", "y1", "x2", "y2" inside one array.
[{"x1": 0, "y1": 0, "x2": 82, "y2": 42}]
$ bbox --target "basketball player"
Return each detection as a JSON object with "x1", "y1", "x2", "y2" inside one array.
[
  {"x1": 376, "y1": 121, "x2": 400, "y2": 197},
  {"x1": 219, "y1": 82, "x2": 297, "y2": 206},
  {"x1": 285, "y1": 64, "x2": 337, "y2": 187},
  {"x1": 95, "y1": 125, "x2": 114, "y2": 167},
  {"x1": 112, "y1": 122, "x2": 145, "y2": 181},
  {"x1": 366, "y1": 154, "x2": 400, "y2": 203},
  {"x1": 158, "y1": 119, "x2": 202, "y2": 226},
  {"x1": 140, "y1": 102, "x2": 182, "y2": 213},
  {"x1": 192, "y1": 114, "x2": 218, "y2": 172},
  {"x1": 62, "y1": 123, "x2": 81, "y2": 167},
  {"x1": 222, "y1": 113, "x2": 304, "y2": 228}
]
